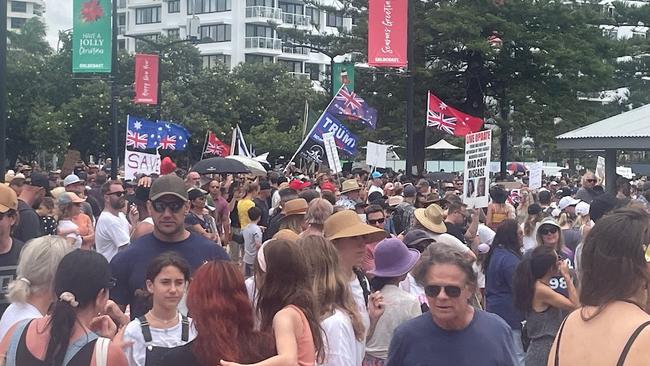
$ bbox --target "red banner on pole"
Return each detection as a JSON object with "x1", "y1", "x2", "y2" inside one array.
[
  {"x1": 368, "y1": 0, "x2": 408, "y2": 68},
  {"x1": 134, "y1": 54, "x2": 159, "y2": 105}
]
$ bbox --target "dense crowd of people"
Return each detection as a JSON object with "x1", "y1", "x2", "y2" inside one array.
[{"x1": 0, "y1": 159, "x2": 648, "y2": 365}]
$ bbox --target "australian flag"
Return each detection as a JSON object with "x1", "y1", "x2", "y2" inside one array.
[
  {"x1": 327, "y1": 86, "x2": 378, "y2": 129},
  {"x1": 126, "y1": 116, "x2": 190, "y2": 151}
]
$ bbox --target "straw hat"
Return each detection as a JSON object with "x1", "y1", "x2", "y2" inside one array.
[
  {"x1": 340, "y1": 179, "x2": 361, "y2": 194},
  {"x1": 413, "y1": 204, "x2": 447, "y2": 234},
  {"x1": 282, "y1": 198, "x2": 308, "y2": 216},
  {"x1": 324, "y1": 210, "x2": 386, "y2": 243},
  {"x1": 273, "y1": 229, "x2": 300, "y2": 242}
]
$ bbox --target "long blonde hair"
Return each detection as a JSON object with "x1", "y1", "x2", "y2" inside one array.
[{"x1": 299, "y1": 235, "x2": 365, "y2": 341}]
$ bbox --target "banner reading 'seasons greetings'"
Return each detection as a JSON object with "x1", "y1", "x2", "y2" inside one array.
[
  {"x1": 463, "y1": 130, "x2": 492, "y2": 209},
  {"x1": 73, "y1": 0, "x2": 112, "y2": 73},
  {"x1": 368, "y1": 0, "x2": 407, "y2": 68}
]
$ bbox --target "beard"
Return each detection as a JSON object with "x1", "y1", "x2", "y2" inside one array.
[{"x1": 110, "y1": 198, "x2": 126, "y2": 210}]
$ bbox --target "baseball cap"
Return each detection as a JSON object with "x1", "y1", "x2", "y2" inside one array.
[
  {"x1": 371, "y1": 171, "x2": 382, "y2": 179},
  {"x1": 575, "y1": 201, "x2": 590, "y2": 216},
  {"x1": 0, "y1": 185, "x2": 18, "y2": 213},
  {"x1": 320, "y1": 182, "x2": 336, "y2": 193},
  {"x1": 259, "y1": 180, "x2": 272, "y2": 191},
  {"x1": 527, "y1": 203, "x2": 542, "y2": 215},
  {"x1": 27, "y1": 173, "x2": 50, "y2": 195},
  {"x1": 403, "y1": 184, "x2": 417, "y2": 198},
  {"x1": 187, "y1": 188, "x2": 207, "y2": 201},
  {"x1": 56, "y1": 192, "x2": 85, "y2": 206},
  {"x1": 149, "y1": 175, "x2": 189, "y2": 201},
  {"x1": 558, "y1": 196, "x2": 581, "y2": 211},
  {"x1": 63, "y1": 174, "x2": 82, "y2": 187}
]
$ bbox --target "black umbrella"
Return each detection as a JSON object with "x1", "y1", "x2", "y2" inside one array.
[{"x1": 192, "y1": 157, "x2": 251, "y2": 174}]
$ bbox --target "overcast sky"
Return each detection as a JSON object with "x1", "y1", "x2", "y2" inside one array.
[{"x1": 44, "y1": 0, "x2": 73, "y2": 48}]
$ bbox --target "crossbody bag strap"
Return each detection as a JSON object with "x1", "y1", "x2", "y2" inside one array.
[
  {"x1": 616, "y1": 320, "x2": 650, "y2": 366},
  {"x1": 138, "y1": 316, "x2": 153, "y2": 343},
  {"x1": 181, "y1": 315, "x2": 189, "y2": 342},
  {"x1": 5, "y1": 319, "x2": 31, "y2": 366},
  {"x1": 93, "y1": 337, "x2": 110, "y2": 366}
]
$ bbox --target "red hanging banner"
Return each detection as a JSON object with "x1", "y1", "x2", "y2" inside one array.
[
  {"x1": 368, "y1": 0, "x2": 408, "y2": 68},
  {"x1": 134, "y1": 54, "x2": 159, "y2": 105}
]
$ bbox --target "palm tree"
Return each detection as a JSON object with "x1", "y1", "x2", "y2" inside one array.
[{"x1": 7, "y1": 18, "x2": 51, "y2": 55}]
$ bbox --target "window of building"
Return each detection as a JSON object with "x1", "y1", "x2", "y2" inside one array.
[
  {"x1": 118, "y1": 39, "x2": 126, "y2": 51},
  {"x1": 279, "y1": 59, "x2": 302, "y2": 73},
  {"x1": 10, "y1": 17, "x2": 26, "y2": 29},
  {"x1": 136, "y1": 6, "x2": 161, "y2": 24},
  {"x1": 304, "y1": 63, "x2": 320, "y2": 81},
  {"x1": 246, "y1": 24, "x2": 274, "y2": 38},
  {"x1": 167, "y1": 28, "x2": 180, "y2": 39},
  {"x1": 168, "y1": 0, "x2": 180, "y2": 13},
  {"x1": 199, "y1": 24, "x2": 232, "y2": 42},
  {"x1": 187, "y1": 0, "x2": 231, "y2": 14},
  {"x1": 305, "y1": 7, "x2": 320, "y2": 27},
  {"x1": 245, "y1": 54, "x2": 274, "y2": 64},
  {"x1": 118, "y1": 14, "x2": 126, "y2": 26},
  {"x1": 279, "y1": 1, "x2": 303, "y2": 14},
  {"x1": 246, "y1": 0, "x2": 273, "y2": 6},
  {"x1": 203, "y1": 54, "x2": 232, "y2": 68},
  {"x1": 118, "y1": 0, "x2": 126, "y2": 8},
  {"x1": 10, "y1": 1, "x2": 27, "y2": 13},
  {"x1": 326, "y1": 12, "x2": 343, "y2": 28}
]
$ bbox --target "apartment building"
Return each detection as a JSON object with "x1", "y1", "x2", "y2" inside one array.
[
  {"x1": 117, "y1": 0, "x2": 352, "y2": 80},
  {"x1": 6, "y1": 0, "x2": 45, "y2": 31}
]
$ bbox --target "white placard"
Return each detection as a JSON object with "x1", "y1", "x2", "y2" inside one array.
[
  {"x1": 595, "y1": 156, "x2": 605, "y2": 183},
  {"x1": 616, "y1": 166, "x2": 633, "y2": 179},
  {"x1": 529, "y1": 161, "x2": 543, "y2": 190},
  {"x1": 366, "y1": 141, "x2": 388, "y2": 168},
  {"x1": 322, "y1": 132, "x2": 342, "y2": 173},
  {"x1": 124, "y1": 150, "x2": 160, "y2": 181},
  {"x1": 463, "y1": 130, "x2": 492, "y2": 208}
]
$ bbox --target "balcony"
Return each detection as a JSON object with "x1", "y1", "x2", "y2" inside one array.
[
  {"x1": 289, "y1": 72, "x2": 310, "y2": 80},
  {"x1": 282, "y1": 45, "x2": 310, "y2": 57},
  {"x1": 118, "y1": 25, "x2": 126, "y2": 35},
  {"x1": 245, "y1": 6, "x2": 282, "y2": 24},
  {"x1": 280, "y1": 12, "x2": 311, "y2": 28},
  {"x1": 245, "y1": 37, "x2": 283, "y2": 55}
]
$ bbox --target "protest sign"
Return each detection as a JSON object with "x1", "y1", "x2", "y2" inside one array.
[
  {"x1": 529, "y1": 161, "x2": 543, "y2": 189},
  {"x1": 463, "y1": 130, "x2": 492, "y2": 208},
  {"x1": 124, "y1": 150, "x2": 160, "y2": 180},
  {"x1": 596, "y1": 156, "x2": 606, "y2": 183},
  {"x1": 365, "y1": 142, "x2": 388, "y2": 168},
  {"x1": 323, "y1": 132, "x2": 342, "y2": 173}
]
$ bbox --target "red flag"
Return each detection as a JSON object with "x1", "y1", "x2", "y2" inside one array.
[
  {"x1": 204, "y1": 131, "x2": 230, "y2": 157},
  {"x1": 426, "y1": 91, "x2": 483, "y2": 137},
  {"x1": 368, "y1": 0, "x2": 407, "y2": 68},
  {"x1": 134, "y1": 54, "x2": 159, "y2": 105}
]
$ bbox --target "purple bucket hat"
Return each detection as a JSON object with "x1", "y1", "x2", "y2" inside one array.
[{"x1": 369, "y1": 238, "x2": 421, "y2": 278}]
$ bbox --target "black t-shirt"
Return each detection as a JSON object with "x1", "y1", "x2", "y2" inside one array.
[
  {"x1": 445, "y1": 222, "x2": 467, "y2": 245},
  {"x1": 263, "y1": 211, "x2": 284, "y2": 242},
  {"x1": 0, "y1": 239, "x2": 25, "y2": 316},
  {"x1": 253, "y1": 198, "x2": 270, "y2": 228},
  {"x1": 110, "y1": 232, "x2": 229, "y2": 318},
  {"x1": 14, "y1": 200, "x2": 42, "y2": 243}
]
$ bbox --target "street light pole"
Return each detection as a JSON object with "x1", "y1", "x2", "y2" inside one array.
[
  {"x1": 110, "y1": 0, "x2": 119, "y2": 179},
  {"x1": 406, "y1": 0, "x2": 415, "y2": 178},
  {"x1": 0, "y1": 0, "x2": 7, "y2": 182}
]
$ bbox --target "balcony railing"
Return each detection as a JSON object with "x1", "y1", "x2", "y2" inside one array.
[
  {"x1": 245, "y1": 6, "x2": 282, "y2": 22},
  {"x1": 282, "y1": 46, "x2": 310, "y2": 55},
  {"x1": 245, "y1": 37, "x2": 282, "y2": 51},
  {"x1": 289, "y1": 72, "x2": 310, "y2": 79},
  {"x1": 118, "y1": 25, "x2": 126, "y2": 35},
  {"x1": 281, "y1": 12, "x2": 311, "y2": 27}
]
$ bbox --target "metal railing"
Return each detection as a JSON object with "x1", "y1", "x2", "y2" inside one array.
[
  {"x1": 289, "y1": 72, "x2": 310, "y2": 79},
  {"x1": 245, "y1": 37, "x2": 282, "y2": 50},
  {"x1": 282, "y1": 45, "x2": 309, "y2": 55},
  {"x1": 245, "y1": 6, "x2": 282, "y2": 21},
  {"x1": 281, "y1": 12, "x2": 311, "y2": 27}
]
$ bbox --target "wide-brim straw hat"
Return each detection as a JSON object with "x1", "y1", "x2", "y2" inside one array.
[
  {"x1": 340, "y1": 179, "x2": 362, "y2": 194},
  {"x1": 414, "y1": 204, "x2": 447, "y2": 234},
  {"x1": 324, "y1": 210, "x2": 386, "y2": 243},
  {"x1": 282, "y1": 198, "x2": 308, "y2": 216}
]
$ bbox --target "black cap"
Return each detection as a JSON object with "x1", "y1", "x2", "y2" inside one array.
[
  {"x1": 368, "y1": 191, "x2": 384, "y2": 203},
  {"x1": 187, "y1": 188, "x2": 207, "y2": 201},
  {"x1": 527, "y1": 203, "x2": 542, "y2": 215},
  {"x1": 27, "y1": 172, "x2": 50, "y2": 196},
  {"x1": 259, "y1": 180, "x2": 272, "y2": 191}
]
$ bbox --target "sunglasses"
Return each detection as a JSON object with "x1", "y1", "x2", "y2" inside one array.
[
  {"x1": 152, "y1": 200, "x2": 185, "y2": 213},
  {"x1": 368, "y1": 218, "x2": 385, "y2": 225},
  {"x1": 540, "y1": 226, "x2": 559, "y2": 235},
  {"x1": 106, "y1": 191, "x2": 126, "y2": 197},
  {"x1": 586, "y1": 179, "x2": 597, "y2": 183},
  {"x1": 424, "y1": 284, "x2": 462, "y2": 298}
]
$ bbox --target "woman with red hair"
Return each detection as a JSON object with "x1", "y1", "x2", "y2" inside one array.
[{"x1": 159, "y1": 260, "x2": 275, "y2": 366}]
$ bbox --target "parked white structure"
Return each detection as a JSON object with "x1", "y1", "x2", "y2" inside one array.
[
  {"x1": 117, "y1": 0, "x2": 352, "y2": 80},
  {"x1": 6, "y1": 0, "x2": 45, "y2": 31}
]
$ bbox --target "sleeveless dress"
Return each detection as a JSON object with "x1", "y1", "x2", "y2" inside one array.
[
  {"x1": 285, "y1": 305, "x2": 316, "y2": 366},
  {"x1": 525, "y1": 306, "x2": 564, "y2": 366}
]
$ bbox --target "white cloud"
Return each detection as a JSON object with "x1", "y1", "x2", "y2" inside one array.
[{"x1": 44, "y1": 0, "x2": 73, "y2": 49}]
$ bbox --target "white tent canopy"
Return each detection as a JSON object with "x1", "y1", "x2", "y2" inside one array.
[{"x1": 425, "y1": 139, "x2": 462, "y2": 150}]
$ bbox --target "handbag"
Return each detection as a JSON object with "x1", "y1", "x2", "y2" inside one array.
[{"x1": 94, "y1": 337, "x2": 110, "y2": 366}]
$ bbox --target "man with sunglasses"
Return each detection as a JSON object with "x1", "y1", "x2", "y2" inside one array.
[
  {"x1": 386, "y1": 244, "x2": 517, "y2": 366},
  {"x1": 575, "y1": 171, "x2": 600, "y2": 204},
  {"x1": 0, "y1": 185, "x2": 25, "y2": 316},
  {"x1": 111, "y1": 175, "x2": 229, "y2": 319},
  {"x1": 95, "y1": 180, "x2": 137, "y2": 262},
  {"x1": 362, "y1": 204, "x2": 391, "y2": 273}
]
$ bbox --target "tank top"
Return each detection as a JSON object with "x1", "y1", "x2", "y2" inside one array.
[
  {"x1": 490, "y1": 204, "x2": 508, "y2": 229},
  {"x1": 285, "y1": 305, "x2": 316, "y2": 366},
  {"x1": 6, "y1": 319, "x2": 97, "y2": 366}
]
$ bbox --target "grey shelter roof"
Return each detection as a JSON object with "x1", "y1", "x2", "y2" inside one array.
[{"x1": 556, "y1": 104, "x2": 650, "y2": 150}]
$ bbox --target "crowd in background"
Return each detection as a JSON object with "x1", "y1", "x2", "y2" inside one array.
[{"x1": 0, "y1": 158, "x2": 647, "y2": 365}]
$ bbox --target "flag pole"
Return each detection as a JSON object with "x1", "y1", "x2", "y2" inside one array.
[
  {"x1": 229, "y1": 126, "x2": 236, "y2": 156},
  {"x1": 302, "y1": 99, "x2": 309, "y2": 139},
  {"x1": 200, "y1": 130, "x2": 209, "y2": 161},
  {"x1": 284, "y1": 85, "x2": 346, "y2": 172}
]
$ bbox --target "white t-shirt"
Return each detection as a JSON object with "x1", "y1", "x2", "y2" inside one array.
[
  {"x1": 123, "y1": 314, "x2": 198, "y2": 366},
  {"x1": 57, "y1": 219, "x2": 82, "y2": 248},
  {"x1": 319, "y1": 309, "x2": 364, "y2": 366},
  {"x1": 399, "y1": 273, "x2": 427, "y2": 307},
  {"x1": 95, "y1": 211, "x2": 131, "y2": 262},
  {"x1": 365, "y1": 285, "x2": 421, "y2": 360},
  {"x1": 430, "y1": 233, "x2": 471, "y2": 253},
  {"x1": 348, "y1": 276, "x2": 370, "y2": 335},
  {"x1": 0, "y1": 302, "x2": 42, "y2": 341}
]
